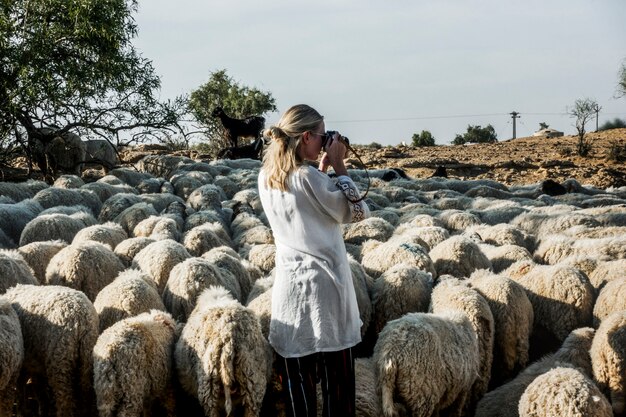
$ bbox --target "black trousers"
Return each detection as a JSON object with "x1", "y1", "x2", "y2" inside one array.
[{"x1": 276, "y1": 347, "x2": 355, "y2": 417}]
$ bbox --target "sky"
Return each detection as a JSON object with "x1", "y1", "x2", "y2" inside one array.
[{"x1": 134, "y1": 0, "x2": 626, "y2": 146}]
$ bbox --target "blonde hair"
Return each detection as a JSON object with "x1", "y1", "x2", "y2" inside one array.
[{"x1": 261, "y1": 104, "x2": 323, "y2": 191}]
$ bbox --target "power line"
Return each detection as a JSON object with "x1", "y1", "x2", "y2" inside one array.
[{"x1": 326, "y1": 113, "x2": 508, "y2": 124}]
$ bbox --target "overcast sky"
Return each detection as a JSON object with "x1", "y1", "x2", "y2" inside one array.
[{"x1": 134, "y1": 0, "x2": 626, "y2": 146}]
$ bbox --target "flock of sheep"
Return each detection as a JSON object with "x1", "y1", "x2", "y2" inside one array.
[{"x1": 1, "y1": 152, "x2": 626, "y2": 417}]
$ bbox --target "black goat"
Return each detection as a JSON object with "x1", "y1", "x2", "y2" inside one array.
[
  {"x1": 217, "y1": 135, "x2": 268, "y2": 160},
  {"x1": 212, "y1": 107, "x2": 265, "y2": 148}
]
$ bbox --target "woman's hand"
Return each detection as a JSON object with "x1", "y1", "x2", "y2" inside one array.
[
  {"x1": 325, "y1": 132, "x2": 348, "y2": 176},
  {"x1": 318, "y1": 152, "x2": 331, "y2": 173}
]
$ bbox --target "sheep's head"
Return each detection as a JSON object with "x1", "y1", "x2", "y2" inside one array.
[{"x1": 212, "y1": 106, "x2": 225, "y2": 118}]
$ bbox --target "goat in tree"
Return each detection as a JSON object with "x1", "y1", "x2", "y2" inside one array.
[
  {"x1": 217, "y1": 135, "x2": 268, "y2": 161},
  {"x1": 212, "y1": 107, "x2": 265, "y2": 148}
]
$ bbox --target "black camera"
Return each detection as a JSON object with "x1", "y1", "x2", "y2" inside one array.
[{"x1": 321, "y1": 130, "x2": 349, "y2": 152}]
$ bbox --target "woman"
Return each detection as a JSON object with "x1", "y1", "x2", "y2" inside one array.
[{"x1": 258, "y1": 104, "x2": 369, "y2": 417}]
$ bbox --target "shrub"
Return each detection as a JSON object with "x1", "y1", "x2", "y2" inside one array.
[{"x1": 412, "y1": 130, "x2": 436, "y2": 147}]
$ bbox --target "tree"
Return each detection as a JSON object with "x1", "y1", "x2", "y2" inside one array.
[
  {"x1": 539, "y1": 122, "x2": 550, "y2": 130},
  {"x1": 0, "y1": 0, "x2": 186, "y2": 175},
  {"x1": 618, "y1": 59, "x2": 626, "y2": 98},
  {"x1": 452, "y1": 125, "x2": 498, "y2": 145},
  {"x1": 412, "y1": 130, "x2": 436, "y2": 147},
  {"x1": 569, "y1": 98, "x2": 597, "y2": 156},
  {"x1": 600, "y1": 118, "x2": 626, "y2": 131},
  {"x1": 188, "y1": 69, "x2": 277, "y2": 154}
]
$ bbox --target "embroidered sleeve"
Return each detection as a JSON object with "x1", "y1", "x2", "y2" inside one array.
[{"x1": 335, "y1": 176, "x2": 369, "y2": 223}]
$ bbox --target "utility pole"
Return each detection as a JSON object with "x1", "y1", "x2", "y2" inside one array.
[
  {"x1": 510, "y1": 111, "x2": 521, "y2": 139},
  {"x1": 593, "y1": 103, "x2": 602, "y2": 132}
]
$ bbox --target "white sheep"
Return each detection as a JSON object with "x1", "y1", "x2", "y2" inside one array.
[
  {"x1": 45, "y1": 241, "x2": 125, "y2": 301},
  {"x1": 175, "y1": 286, "x2": 271, "y2": 417},
  {"x1": 354, "y1": 357, "x2": 383, "y2": 417},
  {"x1": 475, "y1": 327, "x2": 595, "y2": 417},
  {"x1": 93, "y1": 309, "x2": 178, "y2": 417},
  {"x1": 186, "y1": 183, "x2": 226, "y2": 212},
  {"x1": 393, "y1": 225, "x2": 450, "y2": 251},
  {"x1": 437, "y1": 209, "x2": 482, "y2": 232},
  {"x1": 17, "y1": 240, "x2": 68, "y2": 284},
  {"x1": 342, "y1": 216, "x2": 395, "y2": 245},
  {"x1": 479, "y1": 243, "x2": 533, "y2": 274},
  {"x1": 183, "y1": 222, "x2": 233, "y2": 257},
  {"x1": 133, "y1": 215, "x2": 181, "y2": 241},
  {"x1": 0, "y1": 297, "x2": 23, "y2": 416},
  {"x1": 53, "y1": 174, "x2": 85, "y2": 189},
  {"x1": 592, "y1": 277, "x2": 626, "y2": 327},
  {"x1": 505, "y1": 261, "x2": 594, "y2": 357},
  {"x1": 113, "y1": 202, "x2": 159, "y2": 235},
  {"x1": 19, "y1": 210, "x2": 97, "y2": 246},
  {"x1": 5, "y1": 284, "x2": 99, "y2": 417},
  {"x1": 132, "y1": 239, "x2": 191, "y2": 294},
  {"x1": 81, "y1": 180, "x2": 136, "y2": 203},
  {"x1": 591, "y1": 310, "x2": 626, "y2": 414},
  {"x1": 587, "y1": 258, "x2": 626, "y2": 292},
  {"x1": 534, "y1": 234, "x2": 626, "y2": 265},
  {"x1": 93, "y1": 269, "x2": 166, "y2": 333},
  {"x1": 518, "y1": 366, "x2": 612, "y2": 417},
  {"x1": 0, "y1": 249, "x2": 38, "y2": 293},
  {"x1": 72, "y1": 221, "x2": 128, "y2": 249},
  {"x1": 245, "y1": 275, "x2": 274, "y2": 339},
  {"x1": 245, "y1": 243, "x2": 276, "y2": 274},
  {"x1": 361, "y1": 237, "x2": 436, "y2": 279},
  {"x1": 162, "y1": 257, "x2": 241, "y2": 322},
  {"x1": 202, "y1": 247, "x2": 252, "y2": 302},
  {"x1": 371, "y1": 263, "x2": 433, "y2": 335},
  {"x1": 469, "y1": 270, "x2": 534, "y2": 387},
  {"x1": 429, "y1": 235, "x2": 492, "y2": 279}
]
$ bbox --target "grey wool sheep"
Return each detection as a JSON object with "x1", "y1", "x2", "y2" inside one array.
[
  {"x1": 93, "y1": 310, "x2": 177, "y2": 417},
  {"x1": 469, "y1": 270, "x2": 534, "y2": 387},
  {"x1": 183, "y1": 223, "x2": 233, "y2": 257},
  {"x1": 46, "y1": 241, "x2": 125, "y2": 301},
  {"x1": 0, "y1": 297, "x2": 23, "y2": 417},
  {"x1": 361, "y1": 237, "x2": 436, "y2": 279},
  {"x1": 19, "y1": 210, "x2": 97, "y2": 246},
  {"x1": 162, "y1": 257, "x2": 241, "y2": 322},
  {"x1": 97, "y1": 193, "x2": 143, "y2": 223},
  {"x1": 429, "y1": 235, "x2": 492, "y2": 279},
  {"x1": 467, "y1": 223, "x2": 535, "y2": 252},
  {"x1": 0, "y1": 198, "x2": 43, "y2": 246},
  {"x1": 175, "y1": 286, "x2": 271, "y2": 417},
  {"x1": 373, "y1": 310, "x2": 480, "y2": 417},
  {"x1": 0, "y1": 249, "x2": 38, "y2": 293},
  {"x1": 5, "y1": 284, "x2": 98, "y2": 417},
  {"x1": 437, "y1": 209, "x2": 482, "y2": 232},
  {"x1": 430, "y1": 278, "x2": 495, "y2": 409},
  {"x1": 93, "y1": 269, "x2": 166, "y2": 333},
  {"x1": 479, "y1": 243, "x2": 533, "y2": 274},
  {"x1": 505, "y1": 261, "x2": 594, "y2": 355},
  {"x1": 113, "y1": 236, "x2": 155, "y2": 267},
  {"x1": 72, "y1": 221, "x2": 128, "y2": 249},
  {"x1": 186, "y1": 183, "x2": 226, "y2": 212},
  {"x1": 53, "y1": 174, "x2": 85, "y2": 189},
  {"x1": 0, "y1": 228, "x2": 15, "y2": 249},
  {"x1": 475, "y1": 327, "x2": 595, "y2": 417},
  {"x1": 113, "y1": 202, "x2": 159, "y2": 235},
  {"x1": 591, "y1": 310, "x2": 626, "y2": 415},
  {"x1": 371, "y1": 263, "x2": 433, "y2": 335},
  {"x1": 349, "y1": 256, "x2": 374, "y2": 339},
  {"x1": 392, "y1": 225, "x2": 450, "y2": 252},
  {"x1": 517, "y1": 366, "x2": 612, "y2": 417},
  {"x1": 33, "y1": 187, "x2": 102, "y2": 217},
  {"x1": 18, "y1": 240, "x2": 68, "y2": 283},
  {"x1": 81, "y1": 181, "x2": 136, "y2": 203},
  {"x1": 592, "y1": 277, "x2": 626, "y2": 327},
  {"x1": 133, "y1": 215, "x2": 181, "y2": 241},
  {"x1": 132, "y1": 239, "x2": 191, "y2": 294},
  {"x1": 0, "y1": 180, "x2": 47, "y2": 202}
]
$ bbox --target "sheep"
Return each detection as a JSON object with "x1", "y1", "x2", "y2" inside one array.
[
  {"x1": 5, "y1": 284, "x2": 98, "y2": 417},
  {"x1": 136, "y1": 154, "x2": 194, "y2": 179},
  {"x1": 534, "y1": 234, "x2": 626, "y2": 265},
  {"x1": 369, "y1": 208, "x2": 401, "y2": 226},
  {"x1": 170, "y1": 171, "x2": 214, "y2": 200},
  {"x1": 72, "y1": 221, "x2": 128, "y2": 249},
  {"x1": 592, "y1": 277, "x2": 626, "y2": 327},
  {"x1": 0, "y1": 249, "x2": 38, "y2": 293},
  {"x1": 233, "y1": 224, "x2": 274, "y2": 250},
  {"x1": 360, "y1": 237, "x2": 436, "y2": 279},
  {"x1": 53, "y1": 174, "x2": 85, "y2": 189},
  {"x1": 587, "y1": 258, "x2": 626, "y2": 292},
  {"x1": 502, "y1": 261, "x2": 595, "y2": 357},
  {"x1": 349, "y1": 256, "x2": 375, "y2": 341},
  {"x1": 97, "y1": 193, "x2": 143, "y2": 223},
  {"x1": 429, "y1": 235, "x2": 492, "y2": 279},
  {"x1": 0, "y1": 297, "x2": 23, "y2": 417},
  {"x1": 113, "y1": 236, "x2": 155, "y2": 267},
  {"x1": 354, "y1": 357, "x2": 383, "y2": 417},
  {"x1": 373, "y1": 310, "x2": 480, "y2": 417},
  {"x1": 212, "y1": 106, "x2": 265, "y2": 148},
  {"x1": 371, "y1": 263, "x2": 433, "y2": 335},
  {"x1": 17, "y1": 240, "x2": 68, "y2": 283},
  {"x1": 342, "y1": 216, "x2": 395, "y2": 245},
  {"x1": 511, "y1": 209, "x2": 600, "y2": 241},
  {"x1": 245, "y1": 276, "x2": 274, "y2": 339},
  {"x1": 202, "y1": 247, "x2": 252, "y2": 302},
  {"x1": 0, "y1": 198, "x2": 43, "y2": 246},
  {"x1": 114, "y1": 202, "x2": 159, "y2": 235},
  {"x1": 183, "y1": 223, "x2": 233, "y2": 257},
  {"x1": 109, "y1": 167, "x2": 155, "y2": 187},
  {"x1": 467, "y1": 223, "x2": 535, "y2": 252},
  {"x1": 0, "y1": 180, "x2": 47, "y2": 202},
  {"x1": 517, "y1": 366, "x2": 612, "y2": 417},
  {"x1": 136, "y1": 177, "x2": 169, "y2": 194},
  {"x1": 504, "y1": 261, "x2": 594, "y2": 358},
  {"x1": 475, "y1": 327, "x2": 595, "y2": 417},
  {"x1": 162, "y1": 256, "x2": 242, "y2": 322},
  {"x1": 468, "y1": 270, "x2": 534, "y2": 387},
  {"x1": 591, "y1": 310, "x2": 626, "y2": 414},
  {"x1": 80, "y1": 180, "x2": 136, "y2": 203},
  {"x1": 133, "y1": 215, "x2": 181, "y2": 241},
  {"x1": 175, "y1": 286, "x2": 271, "y2": 417},
  {"x1": 83, "y1": 138, "x2": 119, "y2": 171},
  {"x1": 19, "y1": 210, "x2": 97, "y2": 246},
  {"x1": 0, "y1": 228, "x2": 14, "y2": 250},
  {"x1": 93, "y1": 269, "x2": 166, "y2": 333},
  {"x1": 430, "y1": 278, "x2": 495, "y2": 410},
  {"x1": 46, "y1": 241, "x2": 126, "y2": 301},
  {"x1": 217, "y1": 137, "x2": 267, "y2": 161},
  {"x1": 93, "y1": 310, "x2": 177, "y2": 417},
  {"x1": 184, "y1": 209, "x2": 230, "y2": 233},
  {"x1": 213, "y1": 175, "x2": 240, "y2": 200},
  {"x1": 245, "y1": 243, "x2": 276, "y2": 274},
  {"x1": 479, "y1": 243, "x2": 533, "y2": 274},
  {"x1": 33, "y1": 186, "x2": 102, "y2": 216},
  {"x1": 132, "y1": 239, "x2": 191, "y2": 294}
]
